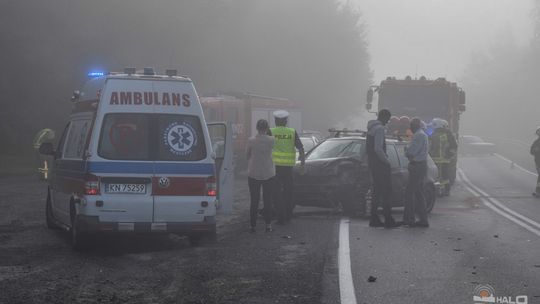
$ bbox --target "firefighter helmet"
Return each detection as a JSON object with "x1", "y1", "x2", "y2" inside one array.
[
  {"x1": 431, "y1": 118, "x2": 444, "y2": 129},
  {"x1": 441, "y1": 119, "x2": 449, "y2": 129}
]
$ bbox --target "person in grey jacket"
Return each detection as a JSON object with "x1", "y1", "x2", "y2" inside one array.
[
  {"x1": 366, "y1": 109, "x2": 399, "y2": 228},
  {"x1": 403, "y1": 117, "x2": 429, "y2": 227}
]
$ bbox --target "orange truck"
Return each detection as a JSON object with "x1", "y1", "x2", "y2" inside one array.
[
  {"x1": 201, "y1": 92, "x2": 302, "y2": 170},
  {"x1": 366, "y1": 76, "x2": 466, "y2": 185},
  {"x1": 366, "y1": 76, "x2": 466, "y2": 134}
]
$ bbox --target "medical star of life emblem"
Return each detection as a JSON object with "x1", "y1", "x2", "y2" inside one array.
[
  {"x1": 163, "y1": 122, "x2": 197, "y2": 156},
  {"x1": 158, "y1": 177, "x2": 170, "y2": 188}
]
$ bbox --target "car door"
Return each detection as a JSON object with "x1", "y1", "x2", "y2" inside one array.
[
  {"x1": 207, "y1": 122, "x2": 234, "y2": 214},
  {"x1": 50, "y1": 122, "x2": 71, "y2": 224}
]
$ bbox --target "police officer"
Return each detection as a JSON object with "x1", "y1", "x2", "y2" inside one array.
[
  {"x1": 429, "y1": 118, "x2": 457, "y2": 196},
  {"x1": 403, "y1": 118, "x2": 429, "y2": 227},
  {"x1": 367, "y1": 109, "x2": 399, "y2": 228},
  {"x1": 530, "y1": 126, "x2": 540, "y2": 197},
  {"x1": 270, "y1": 110, "x2": 305, "y2": 224}
]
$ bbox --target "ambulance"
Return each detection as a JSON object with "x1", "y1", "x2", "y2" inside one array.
[{"x1": 39, "y1": 68, "x2": 233, "y2": 250}]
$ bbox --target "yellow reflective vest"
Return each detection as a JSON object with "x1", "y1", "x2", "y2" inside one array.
[
  {"x1": 430, "y1": 129, "x2": 450, "y2": 163},
  {"x1": 271, "y1": 127, "x2": 296, "y2": 166}
]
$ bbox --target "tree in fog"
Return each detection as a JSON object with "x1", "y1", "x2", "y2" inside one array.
[{"x1": 0, "y1": 0, "x2": 371, "y2": 155}]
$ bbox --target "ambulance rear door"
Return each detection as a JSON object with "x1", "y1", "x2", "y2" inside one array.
[{"x1": 207, "y1": 122, "x2": 234, "y2": 214}]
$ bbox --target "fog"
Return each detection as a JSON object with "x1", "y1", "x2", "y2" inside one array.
[
  {"x1": 352, "y1": 0, "x2": 540, "y2": 142},
  {"x1": 1, "y1": 0, "x2": 539, "y2": 157},
  {"x1": 0, "y1": 0, "x2": 372, "y2": 155}
]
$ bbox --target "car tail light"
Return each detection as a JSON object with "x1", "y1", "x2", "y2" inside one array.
[
  {"x1": 84, "y1": 174, "x2": 100, "y2": 195},
  {"x1": 206, "y1": 176, "x2": 217, "y2": 197}
]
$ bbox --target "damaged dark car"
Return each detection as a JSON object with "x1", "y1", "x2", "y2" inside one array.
[{"x1": 293, "y1": 135, "x2": 439, "y2": 216}]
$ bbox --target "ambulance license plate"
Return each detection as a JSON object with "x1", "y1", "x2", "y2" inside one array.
[{"x1": 106, "y1": 184, "x2": 146, "y2": 194}]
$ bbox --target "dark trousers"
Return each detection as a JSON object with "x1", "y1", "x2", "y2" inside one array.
[
  {"x1": 369, "y1": 163, "x2": 392, "y2": 220},
  {"x1": 404, "y1": 161, "x2": 428, "y2": 224},
  {"x1": 274, "y1": 166, "x2": 294, "y2": 222},
  {"x1": 248, "y1": 177, "x2": 273, "y2": 227}
]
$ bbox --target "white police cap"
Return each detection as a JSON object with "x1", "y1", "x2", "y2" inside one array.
[{"x1": 273, "y1": 110, "x2": 289, "y2": 119}]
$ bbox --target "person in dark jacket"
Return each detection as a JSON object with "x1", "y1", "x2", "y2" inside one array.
[
  {"x1": 531, "y1": 126, "x2": 540, "y2": 197},
  {"x1": 366, "y1": 109, "x2": 399, "y2": 228}
]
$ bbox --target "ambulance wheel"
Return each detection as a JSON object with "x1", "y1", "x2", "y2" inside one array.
[
  {"x1": 70, "y1": 204, "x2": 88, "y2": 251},
  {"x1": 45, "y1": 188, "x2": 58, "y2": 229}
]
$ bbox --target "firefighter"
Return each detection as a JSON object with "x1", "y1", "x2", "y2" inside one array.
[
  {"x1": 530, "y1": 126, "x2": 540, "y2": 197},
  {"x1": 270, "y1": 110, "x2": 305, "y2": 224},
  {"x1": 367, "y1": 109, "x2": 399, "y2": 228},
  {"x1": 429, "y1": 118, "x2": 457, "y2": 196}
]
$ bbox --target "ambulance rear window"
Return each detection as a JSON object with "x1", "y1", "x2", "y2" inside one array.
[
  {"x1": 157, "y1": 114, "x2": 206, "y2": 161},
  {"x1": 98, "y1": 114, "x2": 151, "y2": 160},
  {"x1": 98, "y1": 113, "x2": 206, "y2": 161}
]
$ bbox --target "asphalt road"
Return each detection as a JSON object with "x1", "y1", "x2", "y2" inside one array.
[
  {"x1": 0, "y1": 176, "x2": 339, "y2": 304},
  {"x1": 2, "y1": 143, "x2": 540, "y2": 304},
  {"x1": 345, "y1": 153, "x2": 540, "y2": 304}
]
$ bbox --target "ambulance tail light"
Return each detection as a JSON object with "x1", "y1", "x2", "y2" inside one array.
[
  {"x1": 84, "y1": 174, "x2": 100, "y2": 195},
  {"x1": 206, "y1": 176, "x2": 217, "y2": 197}
]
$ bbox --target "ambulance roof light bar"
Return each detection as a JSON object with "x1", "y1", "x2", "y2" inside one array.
[
  {"x1": 124, "y1": 67, "x2": 136, "y2": 75},
  {"x1": 165, "y1": 69, "x2": 178, "y2": 77},
  {"x1": 143, "y1": 67, "x2": 155, "y2": 75},
  {"x1": 87, "y1": 71, "x2": 105, "y2": 78}
]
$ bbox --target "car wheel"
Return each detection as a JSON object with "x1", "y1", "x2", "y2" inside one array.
[
  {"x1": 424, "y1": 184, "x2": 436, "y2": 213},
  {"x1": 45, "y1": 188, "x2": 58, "y2": 229}
]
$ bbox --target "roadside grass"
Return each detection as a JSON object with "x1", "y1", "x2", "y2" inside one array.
[{"x1": 0, "y1": 153, "x2": 38, "y2": 177}]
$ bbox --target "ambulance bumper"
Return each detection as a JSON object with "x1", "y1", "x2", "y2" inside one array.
[{"x1": 76, "y1": 215, "x2": 216, "y2": 235}]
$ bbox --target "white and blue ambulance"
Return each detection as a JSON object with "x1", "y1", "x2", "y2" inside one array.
[{"x1": 39, "y1": 68, "x2": 233, "y2": 250}]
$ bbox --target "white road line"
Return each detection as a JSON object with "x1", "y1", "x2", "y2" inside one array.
[
  {"x1": 457, "y1": 169, "x2": 540, "y2": 237},
  {"x1": 458, "y1": 169, "x2": 540, "y2": 230},
  {"x1": 493, "y1": 153, "x2": 538, "y2": 177},
  {"x1": 339, "y1": 218, "x2": 357, "y2": 304}
]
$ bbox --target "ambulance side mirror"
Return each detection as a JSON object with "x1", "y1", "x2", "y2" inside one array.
[
  {"x1": 39, "y1": 142, "x2": 55, "y2": 156},
  {"x1": 210, "y1": 151, "x2": 217, "y2": 160}
]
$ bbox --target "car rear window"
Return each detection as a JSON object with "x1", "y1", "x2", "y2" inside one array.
[
  {"x1": 98, "y1": 113, "x2": 206, "y2": 161},
  {"x1": 307, "y1": 139, "x2": 364, "y2": 160}
]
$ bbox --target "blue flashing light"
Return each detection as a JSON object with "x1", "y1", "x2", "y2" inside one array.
[
  {"x1": 88, "y1": 71, "x2": 105, "y2": 77},
  {"x1": 426, "y1": 127, "x2": 434, "y2": 136}
]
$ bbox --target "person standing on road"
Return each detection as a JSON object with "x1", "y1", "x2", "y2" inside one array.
[
  {"x1": 530, "y1": 126, "x2": 540, "y2": 197},
  {"x1": 366, "y1": 109, "x2": 399, "y2": 228},
  {"x1": 246, "y1": 119, "x2": 276, "y2": 233},
  {"x1": 403, "y1": 117, "x2": 429, "y2": 227},
  {"x1": 429, "y1": 118, "x2": 457, "y2": 196},
  {"x1": 270, "y1": 110, "x2": 305, "y2": 225}
]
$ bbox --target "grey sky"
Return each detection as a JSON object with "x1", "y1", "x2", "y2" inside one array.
[{"x1": 352, "y1": 0, "x2": 535, "y2": 83}]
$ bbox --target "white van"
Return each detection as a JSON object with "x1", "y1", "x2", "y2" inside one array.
[{"x1": 39, "y1": 68, "x2": 233, "y2": 250}]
